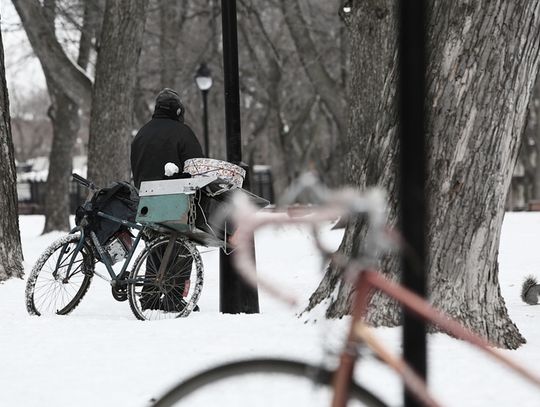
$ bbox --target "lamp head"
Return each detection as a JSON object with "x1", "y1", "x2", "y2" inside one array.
[{"x1": 195, "y1": 63, "x2": 213, "y2": 91}]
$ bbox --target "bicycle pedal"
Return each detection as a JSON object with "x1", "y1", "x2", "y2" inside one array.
[{"x1": 111, "y1": 286, "x2": 128, "y2": 302}]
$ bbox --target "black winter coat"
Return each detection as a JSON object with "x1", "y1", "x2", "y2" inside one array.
[{"x1": 131, "y1": 111, "x2": 203, "y2": 188}]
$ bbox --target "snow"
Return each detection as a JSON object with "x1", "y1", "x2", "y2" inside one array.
[{"x1": 1, "y1": 213, "x2": 540, "y2": 406}]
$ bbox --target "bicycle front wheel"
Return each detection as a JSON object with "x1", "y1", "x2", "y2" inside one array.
[
  {"x1": 151, "y1": 358, "x2": 387, "y2": 407},
  {"x1": 26, "y1": 233, "x2": 94, "y2": 316},
  {"x1": 128, "y1": 235, "x2": 203, "y2": 320}
]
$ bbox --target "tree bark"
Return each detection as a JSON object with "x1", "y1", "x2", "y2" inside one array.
[
  {"x1": 77, "y1": 0, "x2": 104, "y2": 69},
  {"x1": 159, "y1": 0, "x2": 181, "y2": 89},
  {"x1": 307, "y1": 1, "x2": 540, "y2": 349},
  {"x1": 87, "y1": 0, "x2": 147, "y2": 188},
  {"x1": 0, "y1": 28, "x2": 24, "y2": 281}
]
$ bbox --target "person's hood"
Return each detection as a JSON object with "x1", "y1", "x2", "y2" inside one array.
[{"x1": 152, "y1": 105, "x2": 182, "y2": 121}]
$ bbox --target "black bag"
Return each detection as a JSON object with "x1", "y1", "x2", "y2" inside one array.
[{"x1": 76, "y1": 181, "x2": 139, "y2": 245}]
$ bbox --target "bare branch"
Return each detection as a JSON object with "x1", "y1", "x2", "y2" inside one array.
[
  {"x1": 279, "y1": 0, "x2": 346, "y2": 136},
  {"x1": 12, "y1": 0, "x2": 93, "y2": 108}
]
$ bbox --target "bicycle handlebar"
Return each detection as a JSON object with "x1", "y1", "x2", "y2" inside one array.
[
  {"x1": 229, "y1": 174, "x2": 392, "y2": 306},
  {"x1": 72, "y1": 173, "x2": 98, "y2": 192}
]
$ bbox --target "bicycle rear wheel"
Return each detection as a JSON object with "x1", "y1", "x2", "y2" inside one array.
[
  {"x1": 151, "y1": 358, "x2": 387, "y2": 407},
  {"x1": 128, "y1": 235, "x2": 203, "y2": 320},
  {"x1": 26, "y1": 233, "x2": 94, "y2": 316}
]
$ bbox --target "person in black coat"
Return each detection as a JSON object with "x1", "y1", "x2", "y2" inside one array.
[
  {"x1": 131, "y1": 88, "x2": 203, "y2": 189},
  {"x1": 131, "y1": 88, "x2": 203, "y2": 312}
]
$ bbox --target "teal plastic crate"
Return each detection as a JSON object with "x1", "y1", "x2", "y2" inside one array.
[
  {"x1": 136, "y1": 179, "x2": 195, "y2": 232},
  {"x1": 135, "y1": 177, "x2": 269, "y2": 247}
]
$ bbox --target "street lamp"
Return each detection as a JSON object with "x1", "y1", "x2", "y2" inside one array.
[{"x1": 195, "y1": 63, "x2": 213, "y2": 157}]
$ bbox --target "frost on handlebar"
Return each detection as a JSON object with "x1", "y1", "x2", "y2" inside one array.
[{"x1": 229, "y1": 173, "x2": 391, "y2": 306}]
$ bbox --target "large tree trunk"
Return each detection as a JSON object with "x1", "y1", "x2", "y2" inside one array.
[
  {"x1": 306, "y1": 0, "x2": 400, "y2": 322},
  {"x1": 425, "y1": 1, "x2": 540, "y2": 349},
  {"x1": 307, "y1": 1, "x2": 540, "y2": 349},
  {"x1": 42, "y1": 0, "x2": 81, "y2": 233},
  {"x1": 42, "y1": 78, "x2": 80, "y2": 233},
  {"x1": 87, "y1": 0, "x2": 147, "y2": 188},
  {"x1": 0, "y1": 28, "x2": 24, "y2": 281}
]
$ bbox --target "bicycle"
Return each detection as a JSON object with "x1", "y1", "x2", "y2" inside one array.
[
  {"x1": 151, "y1": 174, "x2": 540, "y2": 406},
  {"x1": 25, "y1": 173, "x2": 207, "y2": 320}
]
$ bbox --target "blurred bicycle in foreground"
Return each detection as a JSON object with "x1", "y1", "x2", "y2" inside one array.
[{"x1": 152, "y1": 173, "x2": 540, "y2": 406}]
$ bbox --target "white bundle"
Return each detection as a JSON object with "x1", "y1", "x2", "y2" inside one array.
[{"x1": 164, "y1": 162, "x2": 180, "y2": 177}]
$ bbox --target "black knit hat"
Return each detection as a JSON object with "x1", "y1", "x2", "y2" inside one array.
[
  {"x1": 155, "y1": 88, "x2": 181, "y2": 107},
  {"x1": 154, "y1": 88, "x2": 185, "y2": 120}
]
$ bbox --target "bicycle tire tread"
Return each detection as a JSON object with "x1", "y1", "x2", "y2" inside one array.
[{"x1": 25, "y1": 233, "x2": 93, "y2": 316}]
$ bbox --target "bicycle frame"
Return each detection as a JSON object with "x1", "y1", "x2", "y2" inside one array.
[
  {"x1": 331, "y1": 268, "x2": 540, "y2": 407},
  {"x1": 69, "y1": 173, "x2": 197, "y2": 297},
  {"x1": 60, "y1": 210, "x2": 147, "y2": 286}
]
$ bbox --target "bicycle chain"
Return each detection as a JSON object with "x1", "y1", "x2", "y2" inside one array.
[{"x1": 188, "y1": 193, "x2": 197, "y2": 228}]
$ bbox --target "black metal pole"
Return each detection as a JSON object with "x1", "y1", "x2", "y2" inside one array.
[
  {"x1": 202, "y1": 90, "x2": 209, "y2": 157},
  {"x1": 220, "y1": 0, "x2": 259, "y2": 314},
  {"x1": 398, "y1": 1, "x2": 427, "y2": 406},
  {"x1": 221, "y1": 0, "x2": 241, "y2": 163}
]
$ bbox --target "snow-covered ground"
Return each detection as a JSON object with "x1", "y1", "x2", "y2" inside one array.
[{"x1": 1, "y1": 213, "x2": 540, "y2": 406}]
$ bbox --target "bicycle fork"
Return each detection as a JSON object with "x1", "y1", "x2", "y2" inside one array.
[
  {"x1": 331, "y1": 270, "x2": 441, "y2": 407},
  {"x1": 331, "y1": 271, "x2": 373, "y2": 407},
  {"x1": 53, "y1": 230, "x2": 87, "y2": 282}
]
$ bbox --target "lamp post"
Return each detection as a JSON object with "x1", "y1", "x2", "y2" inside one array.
[
  {"x1": 398, "y1": 1, "x2": 427, "y2": 406},
  {"x1": 220, "y1": 0, "x2": 259, "y2": 314},
  {"x1": 195, "y1": 63, "x2": 212, "y2": 157}
]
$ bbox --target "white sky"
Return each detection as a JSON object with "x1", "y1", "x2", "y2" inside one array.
[{"x1": 1, "y1": 0, "x2": 47, "y2": 100}]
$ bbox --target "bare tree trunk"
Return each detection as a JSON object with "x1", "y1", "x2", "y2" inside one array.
[
  {"x1": 279, "y1": 0, "x2": 349, "y2": 186},
  {"x1": 306, "y1": 0, "x2": 400, "y2": 321},
  {"x1": 279, "y1": 0, "x2": 346, "y2": 137},
  {"x1": 133, "y1": 77, "x2": 151, "y2": 129},
  {"x1": 424, "y1": 1, "x2": 540, "y2": 349},
  {"x1": 42, "y1": 81, "x2": 79, "y2": 232},
  {"x1": 307, "y1": 1, "x2": 540, "y2": 349},
  {"x1": 77, "y1": 0, "x2": 104, "y2": 70},
  {"x1": 42, "y1": 0, "x2": 81, "y2": 233},
  {"x1": 0, "y1": 28, "x2": 24, "y2": 281},
  {"x1": 159, "y1": 0, "x2": 180, "y2": 88},
  {"x1": 525, "y1": 70, "x2": 540, "y2": 199},
  {"x1": 87, "y1": 0, "x2": 147, "y2": 188},
  {"x1": 42, "y1": 79, "x2": 81, "y2": 232}
]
